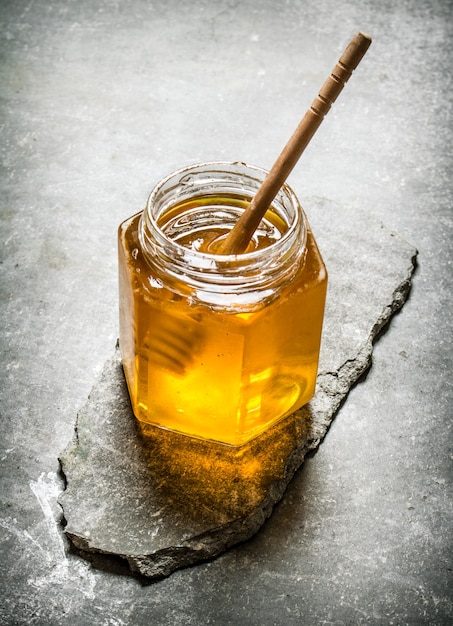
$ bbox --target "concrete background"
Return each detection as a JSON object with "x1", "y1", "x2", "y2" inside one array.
[{"x1": 0, "y1": 0, "x2": 451, "y2": 624}]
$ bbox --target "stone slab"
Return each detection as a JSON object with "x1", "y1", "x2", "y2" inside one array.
[{"x1": 58, "y1": 197, "x2": 417, "y2": 580}]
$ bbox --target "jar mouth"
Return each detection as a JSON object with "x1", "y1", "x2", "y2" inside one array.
[
  {"x1": 141, "y1": 161, "x2": 305, "y2": 265},
  {"x1": 139, "y1": 161, "x2": 307, "y2": 309}
]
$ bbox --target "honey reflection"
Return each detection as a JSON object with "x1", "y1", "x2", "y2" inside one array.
[{"x1": 137, "y1": 405, "x2": 312, "y2": 526}]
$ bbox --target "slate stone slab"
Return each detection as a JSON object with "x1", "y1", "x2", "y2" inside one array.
[{"x1": 58, "y1": 197, "x2": 417, "y2": 580}]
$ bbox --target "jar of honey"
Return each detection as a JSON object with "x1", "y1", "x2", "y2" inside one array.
[{"x1": 118, "y1": 162, "x2": 327, "y2": 446}]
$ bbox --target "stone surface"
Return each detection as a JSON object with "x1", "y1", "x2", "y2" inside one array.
[
  {"x1": 3, "y1": 1, "x2": 451, "y2": 621},
  {"x1": 58, "y1": 198, "x2": 417, "y2": 580}
]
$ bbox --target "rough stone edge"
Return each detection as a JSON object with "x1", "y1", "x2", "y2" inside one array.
[{"x1": 59, "y1": 247, "x2": 418, "y2": 580}]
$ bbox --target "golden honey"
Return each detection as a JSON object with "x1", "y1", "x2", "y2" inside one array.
[{"x1": 118, "y1": 162, "x2": 327, "y2": 446}]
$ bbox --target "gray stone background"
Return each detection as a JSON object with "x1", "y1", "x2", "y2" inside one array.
[{"x1": 0, "y1": 0, "x2": 451, "y2": 624}]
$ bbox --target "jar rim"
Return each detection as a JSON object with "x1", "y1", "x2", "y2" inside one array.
[{"x1": 143, "y1": 161, "x2": 303, "y2": 262}]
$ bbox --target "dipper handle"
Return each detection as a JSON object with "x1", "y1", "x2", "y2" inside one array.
[{"x1": 218, "y1": 31, "x2": 372, "y2": 255}]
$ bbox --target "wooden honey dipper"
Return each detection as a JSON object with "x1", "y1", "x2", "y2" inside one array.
[
  {"x1": 147, "y1": 32, "x2": 371, "y2": 375},
  {"x1": 217, "y1": 31, "x2": 372, "y2": 255}
]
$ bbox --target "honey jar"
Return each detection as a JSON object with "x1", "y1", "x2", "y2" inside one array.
[{"x1": 118, "y1": 162, "x2": 327, "y2": 446}]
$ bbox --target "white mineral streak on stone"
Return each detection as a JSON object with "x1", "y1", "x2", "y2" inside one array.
[{"x1": 28, "y1": 472, "x2": 96, "y2": 599}]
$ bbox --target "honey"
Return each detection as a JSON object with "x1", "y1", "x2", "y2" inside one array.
[{"x1": 118, "y1": 162, "x2": 327, "y2": 446}]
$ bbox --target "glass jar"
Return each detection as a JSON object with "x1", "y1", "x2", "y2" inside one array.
[{"x1": 118, "y1": 162, "x2": 327, "y2": 446}]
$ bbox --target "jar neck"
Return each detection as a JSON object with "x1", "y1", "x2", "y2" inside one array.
[{"x1": 139, "y1": 162, "x2": 307, "y2": 311}]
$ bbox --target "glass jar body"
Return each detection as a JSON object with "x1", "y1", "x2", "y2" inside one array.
[{"x1": 118, "y1": 162, "x2": 327, "y2": 446}]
